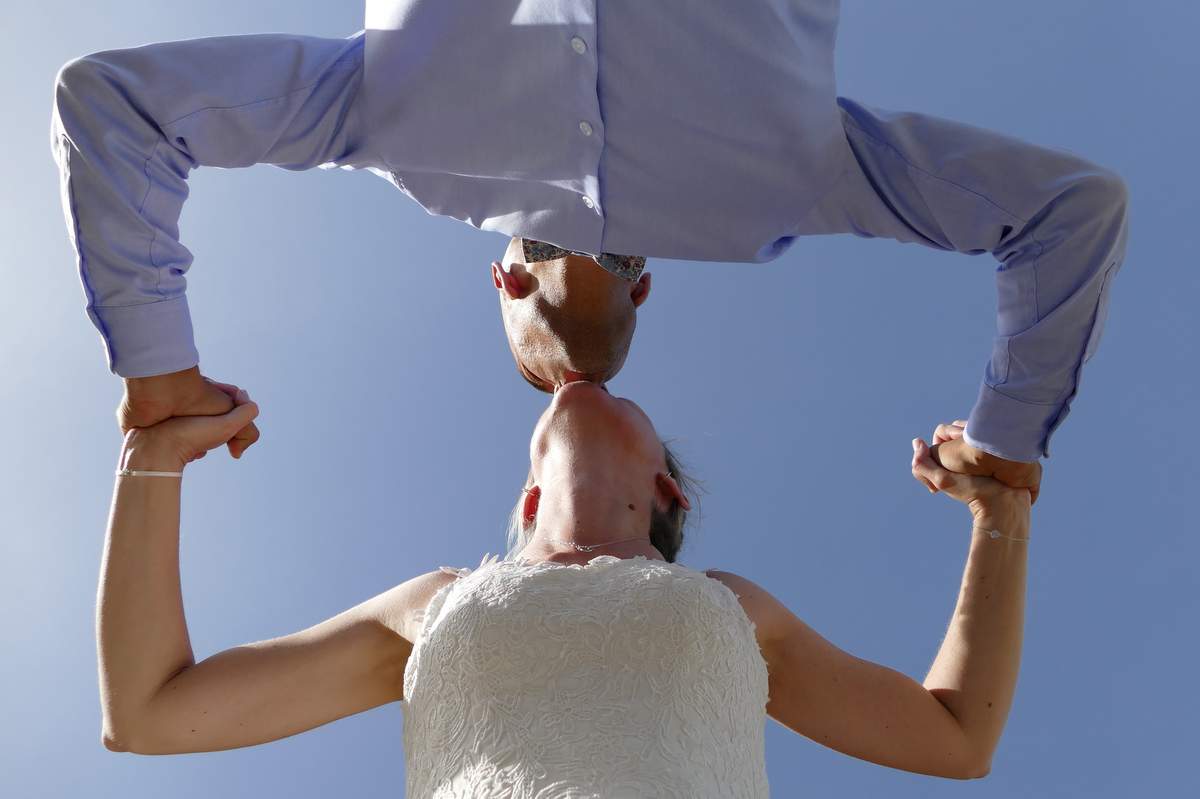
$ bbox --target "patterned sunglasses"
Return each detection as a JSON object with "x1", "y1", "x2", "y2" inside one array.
[{"x1": 520, "y1": 238, "x2": 646, "y2": 281}]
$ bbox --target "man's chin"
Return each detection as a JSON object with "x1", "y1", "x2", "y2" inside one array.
[{"x1": 516, "y1": 361, "x2": 555, "y2": 394}]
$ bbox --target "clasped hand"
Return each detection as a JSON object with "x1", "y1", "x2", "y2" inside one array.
[
  {"x1": 118, "y1": 366, "x2": 258, "y2": 468},
  {"x1": 912, "y1": 421, "x2": 1038, "y2": 528}
]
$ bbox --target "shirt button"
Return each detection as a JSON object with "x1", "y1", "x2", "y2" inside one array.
[
  {"x1": 570, "y1": 36, "x2": 587, "y2": 54},
  {"x1": 582, "y1": 195, "x2": 595, "y2": 209},
  {"x1": 579, "y1": 120, "x2": 594, "y2": 136}
]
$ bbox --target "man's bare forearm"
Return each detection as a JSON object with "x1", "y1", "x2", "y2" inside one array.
[
  {"x1": 923, "y1": 498, "x2": 1030, "y2": 771},
  {"x1": 98, "y1": 433, "x2": 192, "y2": 746}
]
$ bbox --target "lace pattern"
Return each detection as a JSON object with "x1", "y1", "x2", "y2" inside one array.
[{"x1": 401, "y1": 555, "x2": 770, "y2": 798}]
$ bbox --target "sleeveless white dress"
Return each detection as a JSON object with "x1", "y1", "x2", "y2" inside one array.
[{"x1": 400, "y1": 554, "x2": 771, "y2": 798}]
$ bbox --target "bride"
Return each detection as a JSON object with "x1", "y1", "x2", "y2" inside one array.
[{"x1": 101, "y1": 378, "x2": 1031, "y2": 795}]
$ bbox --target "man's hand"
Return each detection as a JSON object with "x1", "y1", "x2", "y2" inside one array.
[
  {"x1": 118, "y1": 365, "x2": 260, "y2": 459},
  {"x1": 921, "y1": 420, "x2": 1042, "y2": 506}
]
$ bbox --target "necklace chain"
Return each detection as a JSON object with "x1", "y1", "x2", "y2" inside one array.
[{"x1": 547, "y1": 535, "x2": 645, "y2": 553}]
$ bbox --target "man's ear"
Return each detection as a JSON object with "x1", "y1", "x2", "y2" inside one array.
[
  {"x1": 522, "y1": 485, "x2": 542, "y2": 526},
  {"x1": 630, "y1": 272, "x2": 652, "y2": 308},
  {"x1": 655, "y1": 471, "x2": 691, "y2": 511},
  {"x1": 492, "y1": 260, "x2": 533, "y2": 300}
]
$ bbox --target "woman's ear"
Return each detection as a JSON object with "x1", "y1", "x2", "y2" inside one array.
[
  {"x1": 630, "y1": 272, "x2": 652, "y2": 308},
  {"x1": 492, "y1": 260, "x2": 533, "y2": 300},
  {"x1": 521, "y1": 485, "x2": 542, "y2": 526},
  {"x1": 655, "y1": 471, "x2": 691, "y2": 511}
]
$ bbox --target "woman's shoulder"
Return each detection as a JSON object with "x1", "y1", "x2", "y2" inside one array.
[
  {"x1": 702, "y1": 567, "x2": 768, "y2": 599},
  {"x1": 702, "y1": 568, "x2": 792, "y2": 648},
  {"x1": 371, "y1": 568, "x2": 464, "y2": 646}
]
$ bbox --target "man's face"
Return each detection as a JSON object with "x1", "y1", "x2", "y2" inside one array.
[{"x1": 492, "y1": 237, "x2": 652, "y2": 392}]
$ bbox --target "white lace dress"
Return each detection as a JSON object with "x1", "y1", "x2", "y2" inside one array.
[{"x1": 400, "y1": 554, "x2": 770, "y2": 798}]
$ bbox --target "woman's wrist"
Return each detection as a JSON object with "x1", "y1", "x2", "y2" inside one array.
[
  {"x1": 969, "y1": 493, "x2": 1031, "y2": 540},
  {"x1": 119, "y1": 429, "x2": 187, "y2": 473}
]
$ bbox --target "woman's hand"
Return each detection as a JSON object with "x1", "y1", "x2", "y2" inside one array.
[
  {"x1": 911, "y1": 421, "x2": 1033, "y2": 533},
  {"x1": 123, "y1": 381, "x2": 260, "y2": 470},
  {"x1": 120, "y1": 367, "x2": 261, "y2": 459}
]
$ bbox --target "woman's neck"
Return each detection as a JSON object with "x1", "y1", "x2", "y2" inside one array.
[{"x1": 522, "y1": 471, "x2": 661, "y2": 563}]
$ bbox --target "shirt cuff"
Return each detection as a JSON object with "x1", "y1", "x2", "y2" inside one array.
[
  {"x1": 963, "y1": 381, "x2": 1055, "y2": 463},
  {"x1": 91, "y1": 296, "x2": 200, "y2": 378}
]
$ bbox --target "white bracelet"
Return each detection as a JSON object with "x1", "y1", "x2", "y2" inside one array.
[
  {"x1": 116, "y1": 468, "x2": 183, "y2": 478},
  {"x1": 973, "y1": 526, "x2": 1029, "y2": 543}
]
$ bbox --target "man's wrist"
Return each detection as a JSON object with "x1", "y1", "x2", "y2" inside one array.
[
  {"x1": 124, "y1": 365, "x2": 202, "y2": 398},
  {"x1": 119, "y1": 430, "x2": 187, "y2": 473}
]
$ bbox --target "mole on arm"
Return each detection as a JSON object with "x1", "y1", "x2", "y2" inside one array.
[{"x1": 628, "y1": 504, "x2": 636, "y2": 510}]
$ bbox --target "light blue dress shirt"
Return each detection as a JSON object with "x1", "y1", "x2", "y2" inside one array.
[{"x1": 50, "y1": 0, "x2": 1129, "y2": 463}]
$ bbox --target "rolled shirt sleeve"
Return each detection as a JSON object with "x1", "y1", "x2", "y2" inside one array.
[
  {"x1": 50, "y1": 31, "x2": 372, "y2": 378},
  {"x1": 794, "y1": 97, "x2": 1130, "y2": 462}
]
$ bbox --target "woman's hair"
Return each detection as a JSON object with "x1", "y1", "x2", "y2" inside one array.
[{"x1": 504, "y1": 441, "x2": 699, "y2": 563}]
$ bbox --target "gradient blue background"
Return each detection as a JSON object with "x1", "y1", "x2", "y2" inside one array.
[{"x1": 4, "y1": 2, "x2": 1196, "y2": 796}]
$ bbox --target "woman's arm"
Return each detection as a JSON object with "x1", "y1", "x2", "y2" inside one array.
[
  {"x1": 710, "y1": 434, "x2": 1031, "y2": 779},
  {"x1": 99, "y1": 428, "x2": 451, "y2": 754},
  {"x1": 99, "y1": 432, "x2": 195, "y2": 748},
  {"x1": 922, "y1": 496, "x2": 1028, "y2": 773}
]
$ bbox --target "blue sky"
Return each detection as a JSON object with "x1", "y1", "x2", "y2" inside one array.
[{"x1": 3, "y1": 2, "x2": 1196, "y2": 796}]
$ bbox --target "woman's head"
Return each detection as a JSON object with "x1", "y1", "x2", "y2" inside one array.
[{"x1": 506, "y1": 382, "x2": 698, "y2": 562}]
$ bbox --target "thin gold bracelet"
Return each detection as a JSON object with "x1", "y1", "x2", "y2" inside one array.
[{"x1": 972, "y1": 526, "x2": 1029, "y2": 543}]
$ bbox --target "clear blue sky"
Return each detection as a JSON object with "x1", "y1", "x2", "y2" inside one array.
[{"x1": 4, "y1": 2, "x2": 1196, "y2": 796}]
